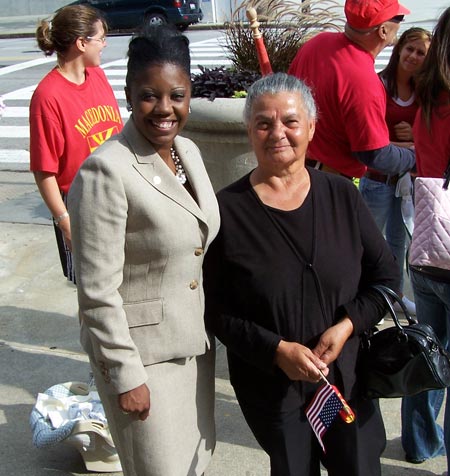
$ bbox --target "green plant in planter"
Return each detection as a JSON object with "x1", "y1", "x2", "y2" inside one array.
[
  {"x1": 190, "y1": 0, "x2": 344, "y2": 100},
  {"x1": 232, "y1": 91, "x2": 248, "y2": 98},
  {"x1": 191, "y1": 66, "x2": 260, "y2": 101}
]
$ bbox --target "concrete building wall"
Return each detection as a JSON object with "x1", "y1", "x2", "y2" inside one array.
[
  {"x1": 0, "y1": 0, "x2": 298, "y2": 21},
  {"x1": 0, "y1": 0, "x2": 235, "y2": 19},
  {"x1": 0, "y1": 0, "x2": 67, "y2": 16},
  {"x1": 0, "y1": 0, "x2": 330, "y2": 22}
]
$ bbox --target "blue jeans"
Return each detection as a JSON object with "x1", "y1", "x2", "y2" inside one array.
[
  {"x1": 359, "y1": 177, "x2": 406, "y2": 291},
  {"x1": 401, "y1": 268, "x2": 450, "y2": 464}
]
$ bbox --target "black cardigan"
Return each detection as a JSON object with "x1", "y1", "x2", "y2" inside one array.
[{"x1": 204, "y1": 168, "x2": 399, "y2": 408}]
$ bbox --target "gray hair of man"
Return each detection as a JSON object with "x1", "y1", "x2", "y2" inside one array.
[{"x1": 243, "y1": 73, "x2": 317, "y2": 126}]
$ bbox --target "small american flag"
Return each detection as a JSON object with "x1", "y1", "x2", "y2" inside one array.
[{"x1": 306, "y1": 384, "x2": 344, "y2": 452}]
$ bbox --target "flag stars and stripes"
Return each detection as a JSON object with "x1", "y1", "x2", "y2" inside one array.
[{"x1": 306, "y1": 384, "x2": 344, "y2": 452}]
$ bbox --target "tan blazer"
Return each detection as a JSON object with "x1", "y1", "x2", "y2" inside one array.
[{"x1": 69, "y1": 119, "x2": 220, "y2": 395}]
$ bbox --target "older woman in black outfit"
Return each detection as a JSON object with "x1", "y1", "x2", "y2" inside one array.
[{"x1": 204, "y1": 73, "x2": 400, "y2": 476}]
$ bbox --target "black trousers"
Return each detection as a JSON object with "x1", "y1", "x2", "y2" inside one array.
[{"x1": 237, "y1": 393, "x2": 386, "y2": 476}]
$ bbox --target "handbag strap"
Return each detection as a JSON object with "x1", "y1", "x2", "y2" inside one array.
[
  {"x1": 371, "y1": 285, "x2": 418, "y2": 329},
  {"x1": 443, "y1": 157, "x2": 450, "y2": 190}
]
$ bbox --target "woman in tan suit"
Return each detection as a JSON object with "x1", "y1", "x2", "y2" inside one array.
[{"x1": 68, "y1": 25, "x2": 220, "y2": 476}]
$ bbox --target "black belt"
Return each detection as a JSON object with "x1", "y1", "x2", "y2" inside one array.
[
  {"x1": 410, "y1": 265, "x2": 450, "y2": 283},
  {"x1": 365, "y1": 170, "x2": 399, "y2": 186},
  {"x1": 305, "y1": 159, "x2": 354, "y2": 180}
]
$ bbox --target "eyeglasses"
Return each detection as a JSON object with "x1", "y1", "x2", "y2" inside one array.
[
  {"x1": 86, "y1": 36, "x2": 107, "y2": 44},
  {"x1": 388, "y1": 15, "x2": 405, "y2": 24}
]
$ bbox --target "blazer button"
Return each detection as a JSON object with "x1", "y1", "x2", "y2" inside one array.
[
  {"x1": 190, "y1": 280, "x2": 199, "y2": 290},
  {"x1": 194, "y1": 248, "x2": 204, "y2": 256}
]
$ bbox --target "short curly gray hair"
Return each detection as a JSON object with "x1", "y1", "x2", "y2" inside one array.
[{"x1": 243, "y1": 73, "x2": 317, "y2": 125}]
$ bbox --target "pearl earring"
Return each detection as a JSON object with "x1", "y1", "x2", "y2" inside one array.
[{"x1": 126, "y1": 103, "x2": 132, "y2": 112}]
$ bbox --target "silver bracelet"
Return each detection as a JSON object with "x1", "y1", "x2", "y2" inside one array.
[{"x1": 54, "y1": 211, "x2": 69, "y2": 226}]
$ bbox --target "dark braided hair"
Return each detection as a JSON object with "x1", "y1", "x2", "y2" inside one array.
[{"x1": 126, "y1": 24, "x2": 190, "y2": 88}]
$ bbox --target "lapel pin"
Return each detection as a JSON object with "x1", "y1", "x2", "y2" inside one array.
[{"x1": 153, "y1": 176, "x2": 161, "y2": 185}]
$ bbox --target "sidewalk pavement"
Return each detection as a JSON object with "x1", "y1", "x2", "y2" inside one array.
[{"x1": 0, "y1": 169, "x2": 447, "y2": 475}]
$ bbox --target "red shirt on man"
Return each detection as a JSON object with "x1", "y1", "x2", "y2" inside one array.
[{"x1": 289, "y1": 32, "x2": 390, "y2": 178}]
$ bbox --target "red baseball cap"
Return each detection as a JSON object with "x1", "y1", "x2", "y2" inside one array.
[{"x1": 345, "y1": 0, "x2": 410, "y2": 29}]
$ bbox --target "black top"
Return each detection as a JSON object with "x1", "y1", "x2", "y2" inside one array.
[
  {"x1": 204, "y1": 168, "x2": 400, "y2": 409},
  {"x1": 264, "y1": 192, "x2": 323, "y2": 348},
  {"x1": 267, "y1": 189, "x2": 313, "y2": 262}
]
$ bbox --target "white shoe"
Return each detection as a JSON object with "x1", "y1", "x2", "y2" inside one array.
[{"x1": 393, "y1": 296, "x2": 416, "y2": 316}]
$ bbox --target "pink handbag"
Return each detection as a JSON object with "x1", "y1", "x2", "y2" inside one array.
[{"x1": 409, "y1": 171, "x2": 450, "y2": 270}]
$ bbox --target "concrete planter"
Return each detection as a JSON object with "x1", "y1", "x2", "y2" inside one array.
[{"x1": 182, "y1": 97, "x2": 256, "y2": 192}]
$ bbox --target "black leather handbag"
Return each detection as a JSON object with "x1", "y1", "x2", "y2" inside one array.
[{"x1": 360, "y1": 285, "x2": 450, "y2": 399}]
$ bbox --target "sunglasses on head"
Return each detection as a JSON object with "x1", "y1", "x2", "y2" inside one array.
[{"x1": 388, "y1": 15, "x2": 405, "y2": 23}]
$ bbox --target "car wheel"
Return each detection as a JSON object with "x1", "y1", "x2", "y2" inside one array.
[{"x1": 146, "y1": 13, "x2": 167, "y2": 26}]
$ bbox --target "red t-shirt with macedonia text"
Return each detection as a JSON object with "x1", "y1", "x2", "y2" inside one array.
[{"x1": 30, "y1": 67, "x2": 123, "y2": 194}]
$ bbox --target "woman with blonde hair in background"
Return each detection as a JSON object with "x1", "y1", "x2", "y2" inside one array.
[{"x1": 30, "y1": 5, "x2": 123, "y2": 282}]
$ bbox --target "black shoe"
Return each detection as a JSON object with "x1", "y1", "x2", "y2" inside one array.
[{"x1": 405, "y1": 454, "x2": 427, "y2": 464}]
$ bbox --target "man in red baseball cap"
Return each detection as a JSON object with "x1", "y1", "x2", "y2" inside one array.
[
  {"x1": 289, "y1": 0, "x2": 415, "y2": 181},
  {"x1": 345, "y1": 0, "x2": 410, "y2": 30}
]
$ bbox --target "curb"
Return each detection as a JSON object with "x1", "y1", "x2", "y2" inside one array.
[{"x1": 0, "y1": 32, "x2": 35, "y2": 39}]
